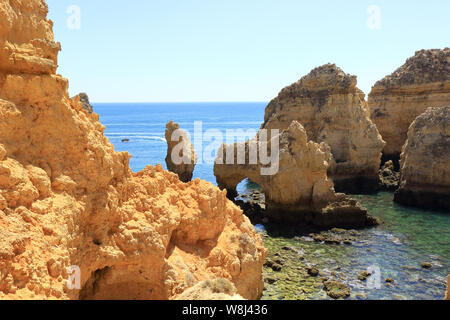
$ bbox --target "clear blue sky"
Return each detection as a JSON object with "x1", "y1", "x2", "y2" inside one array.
[{"x1": 47, "y1": 0, "x2": 449, "y2": 102}]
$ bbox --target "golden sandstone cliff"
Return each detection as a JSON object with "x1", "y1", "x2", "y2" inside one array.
[
  {"x1": 262, "y1": 64, "x2": 385, "y2": 193},
  {"x1": 394, "y1": 106, "x2": 450, "y2": 210},
  {"x1": 214, "y1": 121, "x2": 377, "y2": 228},
  {"x1": 369, "y1": 48, "x2": 450, "y2": 163},
  {"x1": 0, "y1": 0, "x2": 266, "y2": 300},
  {"x1": 165, "y1": 121, "x2": 197, "y2": 183}
]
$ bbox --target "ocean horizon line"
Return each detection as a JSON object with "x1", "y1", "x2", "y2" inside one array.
[{"x1": 92, "y1": 101, "x2": 269, "y2": 105}]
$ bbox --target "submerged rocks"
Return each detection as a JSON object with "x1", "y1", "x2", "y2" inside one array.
[
  {"x1": 165, "y1": 121, "x2": 197, "y2": 182},
  {"x1": 262, "y1": 64, "x2": 385, "y2": 193},
  {"x1": 215, "y1": 121, "x2": 377, "y2": 228},
  {"x1": 0, "y1": 0, "x2": 266, "y2": 300},
  {"x1": 369, "y1": 48, "x2": 450, "y2": 162},
  {"x1": 394, "y1": 106, "x2": 450, "y2": 210},
  {"x1": 323, "y1": 280, "x2": 351, "y2": 299}
]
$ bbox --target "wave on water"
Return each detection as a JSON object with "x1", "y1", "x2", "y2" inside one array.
[{"x1": 106, "y1": 133, "x2": 166, "y2": 142}]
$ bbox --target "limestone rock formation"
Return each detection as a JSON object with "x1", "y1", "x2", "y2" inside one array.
[
  {"x1": 0, "y1": 0, "x2": 266, "y2": 300},
  {"x1": 369, "y1": 48, "x2": 450, "y2": 162},
  {"x1": 262, "y1": 64, "x2": 385, "y2": 193},
  {"x1": 214, "y1": 121, "x2": 377, "y2": 228},
  {"x1": 394, "y1": 106, "x2": 450, "y2": 210},
  {"x1": 165, "y1": 121, "x2": 197, "y2": 182},
  {"x1": 72, "y1": 93, "x2": 94, "y2": 114},
  {"x1": 175, "y1": 278, "x2": 244, "y2": 300}
]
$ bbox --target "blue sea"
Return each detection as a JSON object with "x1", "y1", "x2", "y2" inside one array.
[{"x1": 95, "y1": 102, "x2": 450, "y2": 300}]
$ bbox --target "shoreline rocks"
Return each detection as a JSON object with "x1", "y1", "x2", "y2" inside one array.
[
  {"x1": 262, "y1": 64, "x2": 385, "y2": 194},
  {"x1": 0, "y1": 0, "x2": 266, "y2": 300},
  {"x1": 369, "y1": 48, "x2": 450, "y2": 162},
  {"x1": 215, "y1": 121, "x2": 378, "y2": 228},
  {"x1": 165, "y1": 121, "x2": 197, "y2": 182},
  {"x1": 394, "y1": 106, "x2": 450, "y2": 210}
]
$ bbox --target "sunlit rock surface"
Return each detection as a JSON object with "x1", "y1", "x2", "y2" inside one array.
[
  {"x1": 369, "y1": 48, "x2": 450, "y2": 162},
  {"x1": 262, "y1": 64, "x2": 385, "y2": 193},
  {"x1": 0, "y1": 0, "x2": 266, "y2": 300}
]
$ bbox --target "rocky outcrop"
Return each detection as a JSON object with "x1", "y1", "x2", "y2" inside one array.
[
  {"x1": 369, "y1": 48, "x2": 450, "y2": 162},
  {"x1": 262, "y1": 64, "x2": 385, "y2": 193},
  {"x1": 394, "y1": 106, "x2": 450, "y2": 210},
  {"x1": 214, "y1": 121, "x2": 377, "y2": 228},
  {"x1": 165, "y1": 121, "x2": 197, "y2": 182},
  {"x1": 175, "y1": 278, "x2": 244, "y2": 300},
  {"x1": 378, "y1": 160, "x2": 400, "y2": 192},
  {"x1": 0, "y1": 0, "x2": 266, "y2": 300},
  {"x1": 72, "y1": 93, "x2": 93, "y2": 114}
]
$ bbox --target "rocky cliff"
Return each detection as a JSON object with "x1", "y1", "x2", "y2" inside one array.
[
  {"x1": 446, "y1": 275, "x2": 449, "y2": 300},
  {"x1": 394, "y1": 106, "x2": 450, "y2": 210},
  {"x1": 0, "y1": 0, "x2": 266, "y2": 300},
  {"x1": 369, "y1": 48, "x2": 450, "y2": 162},
  {"x1": 214, "y1": 121, "x2": 377, "y2": 228},
  {"x1": 262, "y1": 64, "x2": 385, "y2": 193},
  {"x1": 165, "y1": 121, "x2": 197, "y2": 182}
]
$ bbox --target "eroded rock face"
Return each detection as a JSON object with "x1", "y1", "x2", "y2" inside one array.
[
  {"x1": 214, "y1": 121, "x2": 377, "y2": 228},
  {"x1": 369, "y1": 48, "x2": 450, "y2": 161},
  {"x1": 262, "y1": 64, "x2": 385, "y2": 193},
  {"x1": 0, "y1": 0, "x2": 266, "y2": 300},
  {"x1": 165, "y1": 121, "x2": 197, "y2": 182},
  {"x1": 72, "y1": 93, "x2": 93, "y2": 114},
  {"x1": 394, "y1": 106, "x2": 450, "y2": 210}
]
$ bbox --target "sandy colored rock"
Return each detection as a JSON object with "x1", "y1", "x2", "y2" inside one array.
[
  {"x1": 262, "y1": 64, "x2": 385, "y2": 193},
  {"x1": 369, "y1": 48, "x2": 450, "y2": 161},
  {"x1": 394, "y1": 106, "x2": 449, "y2": 210},
  {"x1": 175, "y1": 278, "x2": 244, "y2": 300},
  {"x1": 214, "y1": 121, "x2": 377, "y2": 228},
  {"x1": 165, "y1": 121, "x2": 197, "y2": 182},
  {"x1": 0, "y1": 0, "x2": 266, "y2": 300}
]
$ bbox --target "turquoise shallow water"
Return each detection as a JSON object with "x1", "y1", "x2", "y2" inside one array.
[{"x1": 95, "y1": 102, "x2": 449, "y2": 300}]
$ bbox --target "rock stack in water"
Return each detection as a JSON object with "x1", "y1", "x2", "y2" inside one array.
[
  {"x1": 394, "y1": 106, "x2": 450, "y2": 210},
  {"x1": 214, "y1": 121, "x2": 378, "y2": 228},
  {"x1": 165, "y1": 121, "x2": 197, "y2": 182},
  {"x1": 262, "y1": 64, "x2": 385, "y2": 193},
  {"x1": 369, "y1": 48, "x2": 450, "y2": 165},
  {"x1": 0, "y1": 0, "x2": 266, "y2": 300}
]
